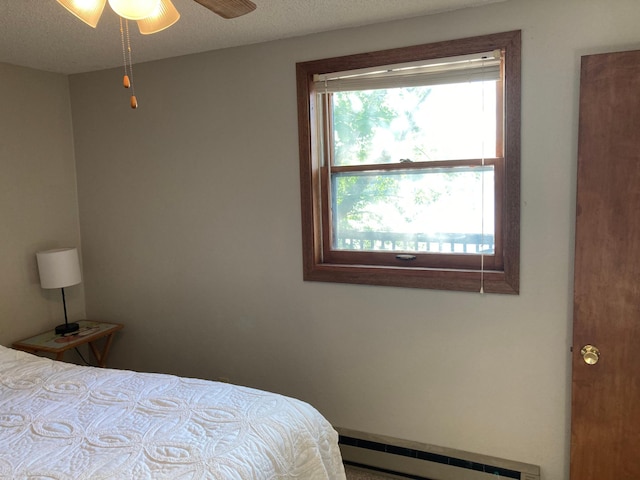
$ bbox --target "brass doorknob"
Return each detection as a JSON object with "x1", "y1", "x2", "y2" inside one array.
[{"x1": 581, "y1": 345, "x2": 600, "y2": 365}]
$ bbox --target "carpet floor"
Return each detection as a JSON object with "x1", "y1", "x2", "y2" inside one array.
[{"x1": 344, "y1": 464, "x2": 403, "y2": 480}]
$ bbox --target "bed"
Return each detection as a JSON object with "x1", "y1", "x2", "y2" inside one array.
[{"x1": 0, "y1": 345, "x2": 346, "y2": 479}]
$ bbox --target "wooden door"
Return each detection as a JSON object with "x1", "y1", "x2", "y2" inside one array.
[{"x1": 571, "y1": 50, "x2": 640, "y2": 479}]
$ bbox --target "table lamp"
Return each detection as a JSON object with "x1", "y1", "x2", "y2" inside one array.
[{"x1": 36, "y1": 247, "x2": 82, "y2": 335}]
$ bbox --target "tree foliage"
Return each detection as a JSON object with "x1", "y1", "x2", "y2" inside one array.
[{"x1": 331, "y1": 87, "x2": 435, "y2": 231}]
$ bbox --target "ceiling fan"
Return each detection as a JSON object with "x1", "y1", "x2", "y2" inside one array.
[
  {"x1": 192, "y1": 0, "x2": 256, "y2": 19},
  {"x1": 57, "y1": 0, "x2": 257, "y2": 34}
]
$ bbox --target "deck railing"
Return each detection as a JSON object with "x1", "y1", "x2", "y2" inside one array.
[{"x1": 335, "y1": 231, "x2": 494, "y2": 254}]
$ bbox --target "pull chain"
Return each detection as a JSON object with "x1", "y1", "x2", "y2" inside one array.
[{"x1": 120, "y1": 17, "x2": 138, "y2": 109}]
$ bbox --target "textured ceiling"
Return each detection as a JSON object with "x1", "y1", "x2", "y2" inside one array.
[{"x1": 0, "y1": 0, "x2": 507, "y2": 75}]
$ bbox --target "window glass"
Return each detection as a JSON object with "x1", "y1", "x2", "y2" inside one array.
[
  {"x1": 331, "y1": 82, "x2": 497, "y2": 166},
  {"x1": 332, "y1": 167, "x2": 495, "y2": 254}
]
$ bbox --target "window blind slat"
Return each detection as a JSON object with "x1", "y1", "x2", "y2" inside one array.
[
  {"x1": 317, "y1": 67, "x2": 499, "y2": 92},
  {"x1": 314, "y1": 50, "x2": 501, "y2": 92}
]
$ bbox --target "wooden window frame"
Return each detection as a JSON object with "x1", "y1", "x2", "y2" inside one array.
[{"x1": 296, "y1": 31, "x2": 521, "y2": 293}]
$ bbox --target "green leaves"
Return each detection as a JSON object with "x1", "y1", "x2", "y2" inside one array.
[{"x1": 333, "y1": 89, "x2": 396, "y2": 165}]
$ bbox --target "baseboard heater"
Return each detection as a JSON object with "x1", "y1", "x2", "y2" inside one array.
[{"x1": 337, "y1": 427, "x2": 540, "y2": 480}]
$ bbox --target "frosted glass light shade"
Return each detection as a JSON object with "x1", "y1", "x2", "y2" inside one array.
[
  {"x1": 36, "y1": 248, "x2": 82, "y2": 289},
  {"x1": 137, "y1": 0, "x2": 180, "y2": 34},
  {"x1": 108, "y1": 0, "x2": 160, "y2": 20},
  {"x1": 56, "y1": 0, "x2": 107, "y2": 28}
]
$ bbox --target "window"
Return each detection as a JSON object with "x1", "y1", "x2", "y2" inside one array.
[{"x1": 296, "y1": 31, "x2": 521, "y2": 293}]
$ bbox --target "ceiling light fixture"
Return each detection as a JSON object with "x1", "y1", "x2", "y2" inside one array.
[
  {"x1": 57, "y1": 0, "x2": 257, "y2": 108},
  {"x1": 57, "y1": 0, "x2": 181, "y2": 108},
  {"x1": 56, "y1": 0, "x2": 180, "y2": 35}
]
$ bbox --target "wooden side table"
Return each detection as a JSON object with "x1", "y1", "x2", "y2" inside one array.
[{"x1": 12, "y1": 320, "x2": 124, "y2": 367}]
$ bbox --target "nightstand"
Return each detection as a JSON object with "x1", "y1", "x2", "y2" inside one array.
[{"x1": 12, "y1": 320, "x2": 124, "y2": 367}]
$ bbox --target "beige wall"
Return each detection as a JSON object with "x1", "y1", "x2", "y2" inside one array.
[
  {"x1": 0, "y1": 63, "x2": 85, "y2": 345},
  {"x1": 15, "y1": 0, "x2": 631, "y2": 478}
]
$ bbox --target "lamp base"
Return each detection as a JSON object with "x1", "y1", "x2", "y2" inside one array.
[{"x1": 55, "y1": 322, "x2": 80, "y2": 335}]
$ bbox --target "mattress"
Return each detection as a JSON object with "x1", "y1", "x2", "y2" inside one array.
[{"x1": 0, "y1": 345, "x2": 346, "y2": 479}]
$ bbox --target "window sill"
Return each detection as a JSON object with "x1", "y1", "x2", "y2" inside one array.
[{"x1": 303, "y1": 263, "x2": 518, "y2": 294}]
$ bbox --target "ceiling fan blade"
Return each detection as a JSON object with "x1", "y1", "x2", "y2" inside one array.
[{"x1": 192, "y1": 0, "x2": 257, "y2": 19}]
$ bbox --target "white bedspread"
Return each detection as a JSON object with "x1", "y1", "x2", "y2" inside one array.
[{"x1": 0, "y1": 346, "x2": 346, "y2": 479}]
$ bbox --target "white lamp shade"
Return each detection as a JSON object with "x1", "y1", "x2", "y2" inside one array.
[
  {"x1": 137, "y1": 0, "x2": 180, "y2": 34},
  {"x1": 56, "y1": 0, "x2": 107, "y2": 28},
  {"x1": 36, "y1": 248, "x2": 82, "y2": 289},
  {"x1": 108, "y1": 0, "x2": 160, "y2": 20}
]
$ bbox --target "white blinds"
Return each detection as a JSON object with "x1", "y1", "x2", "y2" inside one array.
[{"x1": 314, "y1": 50, "x2": 502, "y2": 92}]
